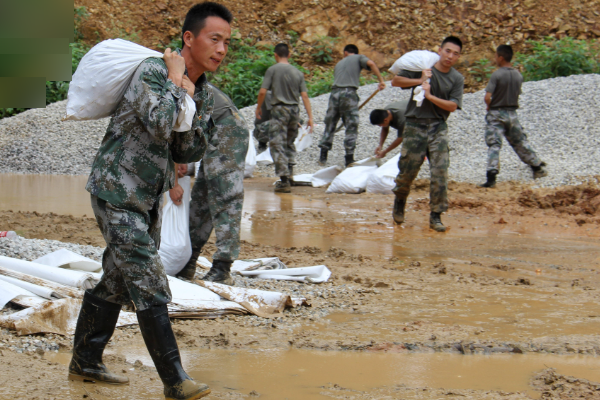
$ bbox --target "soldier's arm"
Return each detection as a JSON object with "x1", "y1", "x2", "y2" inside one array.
[
  {"x1": 375, "y1": 126, "x2": 389, "y2": 157},
  {"x1": 366, "y1": 60, "x2": 386, "y2": 91},
  {"x1": 484, "y1": 92, "x2": 492, "y2": 111},
  {"x1": 300, "y1": 91, "x2": 314, "y2": 132},
  {"x1": 256, "y1": 88, "x2": 267, "y2": 119}
]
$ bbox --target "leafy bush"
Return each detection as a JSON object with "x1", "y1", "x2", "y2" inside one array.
[
  {"x1": 311, "y1": 36, "x2": 339, "y2": 64},
  {"x1": 514, "y1": 37, "x2": 600, "y2": 81},
  {"x1": 468, "y1": 58, "x2": 495, "y2": 82},
  {"x1": 306, "y1": 69, "x2": 334, "y2": 97}
]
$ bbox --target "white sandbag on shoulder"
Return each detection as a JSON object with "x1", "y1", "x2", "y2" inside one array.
[
  {"x1": 159, "y1": 176, "x2": 192, "y2": 276},
  {"x1": 388, "y1": 50, "x2": 440, "y2": 106},
  {"x1": 256, "y1": 148, "x2": 273, "y2": 165},
  {"x1": 366, "y1": 153, "x2": 400, "y2": 194},
  {"x1": 326, "y1": 165, "x2": 378, "y2": 194},
  {"x1": 33, "y1": 249, "x2": 102, "y2": 273},
  {"x1": 311, "y1": 165, "x2": 343, "y2": 187},
  {"x1": 244, "y1": 129, "x2": 257, "y2": 178}
]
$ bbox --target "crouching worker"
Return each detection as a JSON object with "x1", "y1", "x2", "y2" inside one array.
[
  {"x1": 176, "y1": 84, "x2": 249, "y2": 285},
  {"x1": 369, "y1": 100, "x2": 408, "y2": 158},
  {"x1": 69, "y1": 3, "x2": 232, "y2": 400}
]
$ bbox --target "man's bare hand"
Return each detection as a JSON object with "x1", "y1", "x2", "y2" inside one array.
[
  {"x1": 169, "y1": 184, "x2": 184, "y2": 205},
  {"x1": 181, "y1": 75, "x2": 195, "y2": 97},
  {"x1": 255, "y1": 107, "x2": 262, "y2": 120},
  {"x1": 422, "y1": 81, "x2": 431, "y2": 96},
  {"x1": 177, "y1": 164, "x2": 188, "y2": 178},
  {"x1": 164, "y1": 48, "x2": 186, "y2": 87},
  {"x1": 421, "y1": 69, "x2": 432, "y2": 83},
  {"x1": 307, "y1": 118, "x2": 314, "y2": 133},
  {"x1": 378, "y1": 82, "x2": 386, "y2": 91}
]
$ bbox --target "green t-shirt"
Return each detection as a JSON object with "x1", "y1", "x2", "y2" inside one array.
[
  {"x1": 209, "y1": 84, "x2": 241, "y2": 122},
  {"x1": 486, "y1": 67, "x2": 522, "y2": 109},
  {"x1": 385, "y1": 100, "x2": 408, "y2": 137},
  {"x1": 332, "y1": 54, "x2": 370, "y2": 89},
  {"x1": 399, "y1": 67, "x2": 464, "y2": 121},
  {"x1": 261, "y1": 63, "x2": 307, "y2": 106}
]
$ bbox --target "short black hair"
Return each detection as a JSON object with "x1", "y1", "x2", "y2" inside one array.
[
  {"x1": 344, "y1": 44, "x2": 359, "y2": 54},
  {"x1": 496, "y1": 44, "x2": 513, "y2": 62},
  {"x1": 182, "y1": 2, "x2": 233, "y2": 43},
  {"x1": 441, "y1": 36, "x2": 463, "y2": 51},
  {"x1": 370, "y1": 109, "x2": 389, "y2": 125},
  {"x1": 275, "y1": 43, "x2": 289, "y2": 58}
]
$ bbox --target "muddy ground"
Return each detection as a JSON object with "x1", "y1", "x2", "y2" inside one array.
[{"x1": 1, "y1": 178, "x2": 600, "y2": 399}]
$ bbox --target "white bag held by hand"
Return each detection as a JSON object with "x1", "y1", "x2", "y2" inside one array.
[
  {"x1": 326, "y1": 165, "x2": 378, "y2": 194},
  {"x1": 294, "y1": 125, "x2": 312, "y2": 153},
  {"x1": 159, "y1": 176, "x2": 193, "y2": 276},
  {"x1": 388, "y1": 50, "x2": 440, "y2": 107},
  {"x1": 245, "y1": 129, "x2": 257, "y2": 178},
  {"x1": 64, "y1": 38, "x2": 196, "y2": 129},
  {"x1": 256, "y1": 148, "x2": 274, "y2": 165}
]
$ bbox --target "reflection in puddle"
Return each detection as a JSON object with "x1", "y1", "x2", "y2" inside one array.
[{"x1": 46, "y1": 348, "x2": 600, "y2": 399}]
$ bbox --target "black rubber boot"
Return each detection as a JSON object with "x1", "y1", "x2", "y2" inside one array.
[
  {"x1": 202, "y1": 259, "x2": 234, "y2": 286},
  {"x1": 478, "y1": 170, "x2": 497, "y2": 188},
  {"x1": 319, "y1": 148, "x2": 328, "y2": 165},
  {"x1": 345, "y1": 154, "x2": 355, "y2": 167},
  {"x1": 69, "y1": 291, "x2": 129, "y2": 385},
  {"x1": 257, "y1": 141, "x2": 268, "y2": 153},
  {"x1": 274, "y1": 176, "x2": 291, "y2": 193},
  {"x1": 288, "y1": 164, "x2": 295, "y2": 186},
  {"x1": 429, "y1": 212, "x2": 447, "y2": 232},
  {"x1": 531, "y1": 161, "x2": 548, "y2": 179},
  {"x1": 393, "y1": 197, "x2": 406, "y2": 225},
  {"x1": 176, "y1": 248, "x2": 201, "y2": 280},
  {"x1": 137, "y1": 305, "x2": 210, "y2": 400}
]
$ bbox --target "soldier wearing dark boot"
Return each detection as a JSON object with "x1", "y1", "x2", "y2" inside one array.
[
  {"x1": 256, "y1": 43, "x2": 314, "y2": 193},
  {"x1": 176, "y1": 83, "x2": 248, "y2": 285},
  {"x1": 70, "y1": 3, "x2": 233, "y2": 399},
  {"x1": 369, "y1": 100, "x2": 408, "y2": 159},
  {"x1": 319, "y1": 44, "x2": 386, "y2": 166},
  {"x1": 391, "y1": 37, "x2": 464, "y2": 232},
  {"x1": 479, "y1": 44, "x2": 547, "y2": 188}
]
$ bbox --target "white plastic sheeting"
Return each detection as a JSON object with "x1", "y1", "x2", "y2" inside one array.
[
  {"x1": 366, "y1": 153, "x2": 400, "y2": 194},
  {"x1": 33, "y1": 249, "x2": 102, "y2": 272},
  {"x1": 0, "y1": 275, "x2": 61, "y2": 300},
  {"x1": 0, "y1": 279, "x2": 38, "y2": 310},
  {"x1": 237, "y1": 265, "x2": 331, "y2": 283}
]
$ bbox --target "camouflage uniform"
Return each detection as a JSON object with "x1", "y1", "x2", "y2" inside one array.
[
  {"x1": 86, "y1": 56, "x2": 213, "y2": 311},
  {"x1": 188, "y1": 84, "x2": 248, "y2": 262},
  {"x1": 485, "y1": 108, "x2": 541, "y2": 172},
  {"x1": 393, "y1": 120, "x2": 449, "y2": 213},
  {"x1": 253, "y1": 90, "x2": 272, "y2": 145},
  {"x1": 269, "y1": 104, "x2": 300, "y2": 176},
  {"x1": 319, "y1": 87, "x2": 360, "y2": 155}
]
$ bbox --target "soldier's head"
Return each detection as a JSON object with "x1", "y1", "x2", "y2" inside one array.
[
  {"x1": 495, "y1": 44, "x2": 513, "y2": 66},
  {"x1": 343, "y1": 44, "x2": 359, "y2": 57},
  {"x1": 370, "y1": 109, "x2": 393, "y2": 127},
  {"x1": 274, "y1": 43, "x2": 290, "y2": 62},
  {"x1": 438, "y1": 36, "x2": 462, "y2": 69},
  {"x1": 181, "y1": 2, "x2": 233, "y2": 74}
]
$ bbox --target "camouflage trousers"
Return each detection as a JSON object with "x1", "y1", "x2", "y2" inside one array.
[
  {"x1": 254, "y1": 119, "x2": 270, "y2": 145},
  {"x1": 485, "y1": 109, "x2": 541, "y2": 172},
  {"x1": 319, "y1": 87, "x2": 360, "y2": 155},
  {"x1": 269, "y1": 104, "x2": 300, "y2": 177},
  {"x1": 189, "y1": 114, "x2": 247, "y2": 261},
  {"x1": 90, "y1": 194, "x2": 171, "y2": 311},
  {"x1": 393, "y1": 120, "x2": 449, "y2": 213}
]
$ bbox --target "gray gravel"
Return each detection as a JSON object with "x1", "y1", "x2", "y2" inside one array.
[{"x1": 1, "y1": 74, "x2": 599, "y2": 187}]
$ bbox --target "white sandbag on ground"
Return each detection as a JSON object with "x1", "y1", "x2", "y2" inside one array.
[
  {"x1": 326, "y1": 165, "x2": 378, "y2": 194},
  {"x1": 0, "y1": 256, "x2": 98, "y2": 290},
  {"x1": 366, "y1": 153, "x2": 400, "y2": 194},
  {"x1": 159, "y1": 176, "x2": 192, "y2": 276},
  {"x1": 33, "y1": 249, "x2": 102, "y2": 273},
  {"x1": 256, "y1": 148, "x2": 274, "y2": 165},
  {"x1": 237, "y1": 265, "x2": 331, "y2": 283},
  {"x1": 311, "y1": 166, "x2": 343, "y2": 187},
  {"x1": 245, "y1": 129, "x2": 257, "y2": 178}
]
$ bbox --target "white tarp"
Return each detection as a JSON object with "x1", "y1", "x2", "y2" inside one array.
[
  {"x1": 33, "y1": 249, "x2": 102, "y2": 273},
  {"x1": 0, "y1": 279, "x2": 39, "y2": 310},
  {"x1": 0, "y1": 256, "x2": 98, "y2": 290},
  {"x1": 0, "y1": 275, "x2": 62, "y2": 300},
  {"x1": 237, "y1": 265, "x2": 331, "y2": 283},
  {"x1": 366, "y1": 153, "x2": 400, "y2": 194}
]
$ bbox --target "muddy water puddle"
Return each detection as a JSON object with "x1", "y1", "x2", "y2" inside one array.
[{"x1": 43, "y1": 348, "x2": 600, "y2": 399}]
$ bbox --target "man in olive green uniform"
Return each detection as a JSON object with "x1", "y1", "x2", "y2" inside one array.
[
  {"x1": 70, "y1": 4, "x2": 232, "y2": 400},
  {"x1": 256, "y1": 43, "x2": 314, "y2": 193},
  {"x1": 254, "y1": 90, "x2": 272, "y2": 152},
  {"x1": 319, "y1": 44, "x2": 386, "y2": 166},
  {"x1": 369, "y1": 100, "x2": 408, "y2": 159},
  {"x1": 175, "y1": 84, "x2": 248, "y2": 285},
  {"x1": 391, "y1": 37, "x2": 464, "y2": 232},
  {"x1": 479, "y1": 44, "x2": 547, "y2": 188}
]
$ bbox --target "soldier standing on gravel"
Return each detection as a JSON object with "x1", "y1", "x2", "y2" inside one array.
[
  {"x1": 478, "y1": 45, "x2": 548, "y2": 188},
  {"x1": 391, "y1": 36, "x2": 464, "y2": 232},
  {"x1": 318, "y1": 44, "x2": 386, "y2": 167},
  {"x1": 175, "y1": 83, "x2": 248, "y2": 285},
  {"x1": 254, "y1": 90, "x2": 272, "y2": 152},
  {"x1": 256, "y1": 43, "x2": 314, "y2": 193},
  {"x1": 70, "y1": 3, "x2": 232, "y2": 400},
  {"x1": 369, "y1": 99, "x2": 409, "y2": 158}
]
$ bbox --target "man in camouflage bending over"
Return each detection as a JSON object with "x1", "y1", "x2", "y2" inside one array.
[
  {"x1": 175, "y1": 83, "x2": 249, "y2": 285},
  {"x1": 69, "y1": 3, "x2": 232, "y2": 399}
]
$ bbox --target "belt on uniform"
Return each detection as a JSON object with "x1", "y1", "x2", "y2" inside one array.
[
  {"x1": 331, "y1": 86, "x2": 358, "y2": 91},
  {"x1": 406, "y1": 117, "x2": 444, "y2": 124},
  {"x1": 490, "y1": 106, "x2": 518, "y2": 111},
  {"x1": 271, "y1": 103, "x2": 299, "y2": 107}
]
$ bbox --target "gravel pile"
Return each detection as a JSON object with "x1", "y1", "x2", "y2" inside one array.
[
  {"x1": 1, "y1": 74, "x2": 599, "y2": 187},
  {"x1": 0, "y1": 236, "x2": 104, "y2": 262}
]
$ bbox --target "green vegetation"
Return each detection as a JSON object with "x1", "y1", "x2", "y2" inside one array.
[
  {"x1": 514, "y1": 37, "x2": 600, "y2": 81},
  {"x1": 468, "y1": 58, "x2": 495, "y2": 82},
  {"x1": 311, "y1": 36, "x2": 339, "y2": 64}
]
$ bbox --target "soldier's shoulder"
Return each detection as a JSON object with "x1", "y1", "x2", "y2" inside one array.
[
  {"x1": 449, "y1": 67, "x2": 465, "y2": 83},
  {"x1": 137, "y1": 57, "x2": 168, "y2": 79}
]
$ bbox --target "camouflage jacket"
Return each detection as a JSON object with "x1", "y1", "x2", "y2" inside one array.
[{"x1": 86, "y1": 56, "x2": 213, "y2": 212}]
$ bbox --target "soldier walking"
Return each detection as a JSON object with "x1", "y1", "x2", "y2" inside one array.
[
  {"x1": 254, "y1": 90, "x2": 272, "y2": 152},
  {"x1": 256, "y1": 43, "x2": 314, "y2": 193},
  {"x1": 69, "y1": 3, "x2": 232, "y2": 399},
  {"x1": 369, "y1": 99, "x2": 409, "y2": 158},
  {"x1": 479, "y1": 44, "x2": 547, "y2": 188},
  {"x1": 175, "y1": 84, "x2": 248, "y2": 285},
  {"x1": 391, "y1": 36, "x2": 464, "y2": 232},
  {"x1": 318, "y1": 44, "x2": 386, "y2": 166}
]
